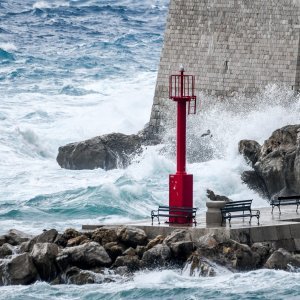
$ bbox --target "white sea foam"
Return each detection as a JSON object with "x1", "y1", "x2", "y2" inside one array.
[
  {"x1": 33, "y1": 0, "x2": 70, "y2": 9},
  {"x1": 0, "y1": 43, "x2": 17, "y2": 51},
  {"x1": 1, "y1": 69, "x2": 300, "y2": 232}
]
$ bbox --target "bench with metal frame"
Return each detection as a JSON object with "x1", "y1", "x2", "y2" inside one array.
[
  {"x1": 220, "y1": 200, "x2": 260, "y2": 226},
  {"x1": 270, "y1": 195, "x2": 300, "y2": 214},
  {"x1": 151, "y1": 205, "x2": 197, "y2": 226}
]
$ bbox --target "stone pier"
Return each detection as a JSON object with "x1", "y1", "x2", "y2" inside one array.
[{"x1": 83, "y1": 206, "x2": 300, "y2": 252}]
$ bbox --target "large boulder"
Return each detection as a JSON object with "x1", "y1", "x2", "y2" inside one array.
[
  {"x1": 63, "y1": 267, "x2": 96, "y2": 285},
  {"x1": 0, "y1": 243, "x2": 14, "y2": 258},
  {"x1": 196, "y1": 234, "x2": 219, "y2": 250},
  {"x1": 5, "y1": 229, "x2": 32, "y2": 246},
  {"x1": 104, "y1": 242, "x2": 126, "y2": 261},
  {"x1": 231, "y1": 241, "x2": 260, "y2": 270},
  {"x1": 264, "y1": 248, "x2": 300, "y2": 270},
  {"x1": 145, "y1": 235, "x2": 164, "y2": 250},
  {"x1": 25, "y1": 229, "x2": 58, "y2": 252},
  {"x1": 56, "y1": 242, "x2": 112, "y2": 270},
  {"x1": 55, "y1": 228, "x2": 81, "y2": 247},
  {"x1": 163, "y1": 229, "x2": 192, "y2": 246},
  {"x1": 112, "y1": 255, "x2": 142, "y2": 271},
  {"x1": 91, "y1": 227, "x2": 118, "y2": 245},
  {"x1": 117, "y1": 226, "x2": 147, "y2": 247},
  {"x1": 169, "y1": 241, "x2": 194, "y2": 260},
  {"x1": 142, "y1": 244, "x2": 171, "y2": 268},
  {"x1": 0, "y1": 253, "x2": 38, "y2": 285},
  {"x1": 239, "y1": 125, "x2": 300, "y2": 199},
  {"x1": 57, "y1": 133, "x2": 142, "y2": 170},
  {"x1": 30, "y1": 243, "x2": 59, "y2": 281}
]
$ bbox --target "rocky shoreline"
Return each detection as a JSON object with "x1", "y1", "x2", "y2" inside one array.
[{"x1": 1, "y1": 226, "x2": 300, "y2": 285}]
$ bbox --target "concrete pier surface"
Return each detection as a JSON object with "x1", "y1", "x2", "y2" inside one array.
[{"x1": 83, "y1": 206, "x2": 300, "y2": 251}]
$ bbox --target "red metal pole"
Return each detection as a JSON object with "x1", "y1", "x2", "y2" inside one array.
[
  {"x1": 177, "y1": 70, "x2": 186, "y2": 174},
  {"x1": 169, "y1": 67, "x2": 193, "y2": 224}
]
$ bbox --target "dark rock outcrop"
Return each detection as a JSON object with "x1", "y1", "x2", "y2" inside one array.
[
  {"x1": 239, "y1": 124, "x2": 300, "y2": 199},
  {"x1": 57, "y1": 133, "x2": 142, "y2": 170}
]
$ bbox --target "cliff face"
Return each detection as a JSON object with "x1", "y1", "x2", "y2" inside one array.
[{"x1": 147, "y1": 0, "x2": 300, "y2": 140}]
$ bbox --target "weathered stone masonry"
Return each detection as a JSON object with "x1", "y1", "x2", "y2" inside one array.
[{"x1": 147, "y1": 0, "x2": 300, "y2": 138}]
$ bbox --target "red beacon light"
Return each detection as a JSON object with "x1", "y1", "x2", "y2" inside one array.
[{"x1": 168, "y1": 66, "x2": 196, "y2": 224}]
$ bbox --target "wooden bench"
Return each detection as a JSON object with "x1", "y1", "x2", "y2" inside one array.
[
  {"x1": 151, "y1": 206, "x2": 197, "y2": 226},
  {"x1": 270, "y1": 195, "x2": 300, "y2": 214},
  {"x1": 220, "y1": 200, "x2": 260, "y2": 226}
]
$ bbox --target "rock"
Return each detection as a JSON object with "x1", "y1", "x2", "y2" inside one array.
[
  {"x1": 170, "y1": 241, "x2": 194, "y2": 260},
  {"x1": 56, "y1": 242, "x2": 112, "y2": 270},
  {"x1": 57, "y1": 133, "x2": 142, "y2": 170},
  {"x1": 19, "y1": 241, "x2": 31, "y2": 253},
  {"x1": 113, "y1": 255, "x2": 141, "y2": 271},
  {"x1": 63, "y1": 267, "x2": 95, "y2": 284},
  {"x1": 104, "y1": 242, "x2": 126, "y2": 261},
  {"x1": 251, "y1": 242, "x2": 271, "y2": 265},
  {"x1": 163, "y1": 229, "x2": 192, "y2": 246},
  {"x1": 91, "y1": 227, "x2": 118, "y2": 245},
  {"x1": 238, "y1": 140, "x2": 261, "y2": 167},
  {"x1": 114, "y1": 266, "x2": 129, "y2": 276},
  {"x1": 231, "y1": 241, "x2": 260, "y2": 270},
  {"x1": 196, "y1": 234, "x2": 219, "y2": 250},
  {"x1": 117, "y1": 226, "x2": 147, "y2": 247},
  {"x1": 0, "y1": 243, "x2": 14, "y2": 258},
  {"x1": 5, "y1": 229, "x2": 32, "y2": 246},
  {"x1": 30, "y1": 243, "x2": 59, "y2": 281},
  {"x1": 146, "y1": 235, "x2": 164, "y2": 250},
  {"x1": 55, "y1": 228, "x2": 80, "y2": 247},
  {"x1": 35, "y1": 229, "x2": 58, "y2": 243},
  {"x1": 206, "y1": 189, "x2": 232, "y2": 202},
  {"x1": 142, "y1": 244, "x2": 171, "y2": 268},
  {"x1": 123, "y1": 247, "x2": 136, "y2": 256},
  {"x1": 184, "y1": 253, "x2": 216, "y2": 277},
  {"x1": 62, "y1": 267, "x2": 114, "y2": 285},
  {"x1": 136, "y1": 246, "x2": 146, "y2": 258},
  {"x1": 240, "y1": 170, "x2": 270, "y2": 199},
  {"x1": 27, "y1": 229, "x2": 58, "y2": 252},
  {"x1": 0, "y1": 235, "x2": 7, "y2": 247},
  {"x1": 67, "y1": 235, "x2": 89, "y2": 247},
  {"x1": 264, "y1": 248, "x2": 300, "y2": 270},
  {"x1": 239, "y1": 125, "x2": 300, "y2": 198},
  {"x1": 0, "y1": 253, "x2": 38, "y2": 285}
]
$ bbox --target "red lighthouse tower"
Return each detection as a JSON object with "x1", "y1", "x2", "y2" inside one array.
[{"x1": 169, "y1": 66, "x2": 196, "y2": 224}]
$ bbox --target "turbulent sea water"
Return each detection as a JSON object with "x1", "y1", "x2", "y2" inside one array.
[{"x1": 1, "y1": 0, "x2": 300, "y2": 299}]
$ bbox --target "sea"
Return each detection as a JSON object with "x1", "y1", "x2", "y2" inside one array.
[{"x1": 1, "y1": 0, "x2": 300, "y2": 299}]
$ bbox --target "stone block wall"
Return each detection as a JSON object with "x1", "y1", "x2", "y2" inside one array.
[{"x1": 147, "y1": 0, "x2": 300, "y2": 138}]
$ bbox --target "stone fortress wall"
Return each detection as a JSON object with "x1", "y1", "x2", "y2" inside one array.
[{"x1": 147, "y1": 0, "x2": 300, "y2": 138}]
